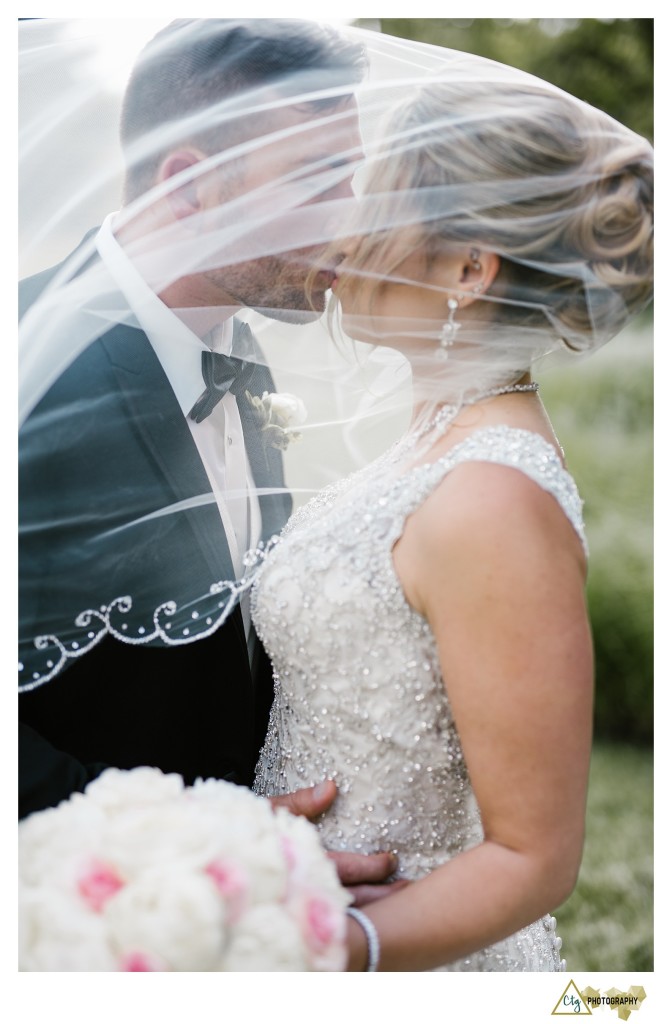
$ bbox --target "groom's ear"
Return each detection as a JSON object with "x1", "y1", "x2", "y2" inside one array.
[{"x1": 158, "y1": 149, "x2": 206, "y2": 220}]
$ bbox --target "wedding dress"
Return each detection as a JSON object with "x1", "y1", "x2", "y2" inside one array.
[{"x1": 253, "y1": 423, "x2": 585, "y2": 971}]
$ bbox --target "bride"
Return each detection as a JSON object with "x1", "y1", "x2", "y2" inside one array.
[{"x1": 251, "y1": 77, "x2": 653, "y2": 970}]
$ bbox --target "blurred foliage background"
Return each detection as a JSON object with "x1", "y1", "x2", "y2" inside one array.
[
  {"x1": 361, "y1": 18, "x2": 653, "y2": 140},
  {"x1": 540, "y1": 327, "x2": 653, "y2": 746},
  {"x1": 353, "y1": 18, "x2": 654, "y2": 972}
]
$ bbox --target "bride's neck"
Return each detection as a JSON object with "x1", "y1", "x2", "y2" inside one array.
[{"x1": 410, "y1": 370, "x2": 533, "y2": 423}]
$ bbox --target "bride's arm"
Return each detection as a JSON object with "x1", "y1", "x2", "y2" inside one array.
[{"x1": 347, "y1": 461, "x2": 593, "y2": 971}]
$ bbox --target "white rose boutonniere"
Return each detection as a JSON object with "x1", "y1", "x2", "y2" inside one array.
[{"x1": 246, "y1": 390, "x2": 307, "y2": 450}]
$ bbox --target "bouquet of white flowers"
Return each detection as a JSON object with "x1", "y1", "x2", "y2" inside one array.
[{"x1": 19, "y1": 767, "x2": 349, "y2": 971}]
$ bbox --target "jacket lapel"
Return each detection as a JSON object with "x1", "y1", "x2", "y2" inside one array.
[
  {"x1": 101, "y1": 323, "x2": 237, "y2": 584},
  {"x1": 233, "y1": 321, "x2": 293, "y2": 541}
]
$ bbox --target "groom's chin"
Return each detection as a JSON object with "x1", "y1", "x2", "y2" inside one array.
[{"x1": 253, "y1": 302, "x2": 325, "y2": 325}]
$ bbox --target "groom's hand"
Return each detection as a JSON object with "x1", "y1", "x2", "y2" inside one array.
[
  {"x1": 269, "y1": 780, "x2": 408, "y2": 906},
  {"x1": 268, "y1": 779, "x2": 339, "y2": 820},
  {"x1": 327, "y1": 854, "x2": 409, "y2": 907}
]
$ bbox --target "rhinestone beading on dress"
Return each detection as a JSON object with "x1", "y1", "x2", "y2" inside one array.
[{"x1": 252, "y1": 426, "x2": 582, "y2": 971}]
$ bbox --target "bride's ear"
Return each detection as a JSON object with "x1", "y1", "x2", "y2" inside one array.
[{"x1": 458, "y1": 249, "x2": 500, "y2": 306}]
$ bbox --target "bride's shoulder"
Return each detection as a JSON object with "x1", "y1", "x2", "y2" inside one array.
[
  {"x1": 427, "y1": 449, "x2": 572, "y2": 535},
  {"x1": 446, "y1": 422, "x2": 564, "y2": 464},
  {"x1": 401, "y1": 453, "x2": 587, "y2": 616},
  {"x1": 405, "y1": 425, "x2": 586, "y2": 571}
]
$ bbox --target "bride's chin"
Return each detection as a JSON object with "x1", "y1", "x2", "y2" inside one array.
[{"x1": 339, "y1": 315, "x2": 437, "y2": 360}]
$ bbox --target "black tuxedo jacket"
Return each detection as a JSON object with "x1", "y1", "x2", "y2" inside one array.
[{"x1": 19, "y1": 239, "x2": 291, "y2": 819}]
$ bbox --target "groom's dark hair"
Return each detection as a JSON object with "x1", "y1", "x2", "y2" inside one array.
[{"x1": 120, "y1": 18, "x2": 368, "y2": 202}]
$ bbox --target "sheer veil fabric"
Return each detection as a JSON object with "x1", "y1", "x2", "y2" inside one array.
[{"x1": 18, "y1": 19, "x2": 653, "y2": 691}]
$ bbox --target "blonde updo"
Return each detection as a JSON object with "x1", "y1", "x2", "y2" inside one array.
[{"x1": 349, "y1": 79, "x2": 653, "y2": 351}]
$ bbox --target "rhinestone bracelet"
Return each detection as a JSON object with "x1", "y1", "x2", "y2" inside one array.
[{"x1": 346, "y1": 907, "x2": 381, "y2": 972}]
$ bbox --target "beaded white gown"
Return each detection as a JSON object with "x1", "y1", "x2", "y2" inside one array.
[{"x1": 252, "y1": 425, "x2": 585, "y2": 971}]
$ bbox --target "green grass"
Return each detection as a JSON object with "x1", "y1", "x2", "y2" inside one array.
[{"x1": 554, "y1": 742, "x2": 653, "y2": 971}]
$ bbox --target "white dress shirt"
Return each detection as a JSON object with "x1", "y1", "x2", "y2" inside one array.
[{"x1": 95, "y1": 215, "x2": 261, "y2": 642}]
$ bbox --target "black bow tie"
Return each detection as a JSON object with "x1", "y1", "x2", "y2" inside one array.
[{"x1": 188, "y1": 350, "x2": 256, "y2": 423}]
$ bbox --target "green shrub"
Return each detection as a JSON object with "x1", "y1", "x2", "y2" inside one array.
[{"x1": 538, "y1": 319, "x2": 653, "y2": 743}]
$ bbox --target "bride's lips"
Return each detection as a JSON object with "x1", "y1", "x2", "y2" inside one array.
[{"x1": 331, "y1": 266, "x2": 348, "y2": 291}]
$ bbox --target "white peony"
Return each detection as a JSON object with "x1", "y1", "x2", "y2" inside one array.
[
  {"x1": 290, "y1": 890, "x2": 348, "y2": 971},
  {"x1": 105, "y1": 866, "x2": 228, "y2": 971},
  {"x1": 103, "y1": 800, "x2": 227, "y2": 878},
  {"x1": 19, "y1": 798, "x2": 107, "y2": 887},
  {"x1": 85, "y1": 765, "x2": 185, "y2": 812},
  {"x1": 19, "y1": 767, "x2": 347, "y2": 971},
  {"x1": 19, "y1": 889, "x2": 118, "y2": 971},
  {"x1": 219, "y1": 904, "x2": 309, "y2": 971},
  {"x1": 276, "y1": 808, "x2": 349, "y2": 897},
  {"x1": 190, "y1": 779, "x2": 290, "y2": 903}
]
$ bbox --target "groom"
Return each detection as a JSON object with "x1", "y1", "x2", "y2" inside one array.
[{"x1": 19, "y1": 19, "x2": 397, "y2": 897}]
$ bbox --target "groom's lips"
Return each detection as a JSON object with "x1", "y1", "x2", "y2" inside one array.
[{"x1": 318, "y1": 256, "x2": 347, "y2": 292}]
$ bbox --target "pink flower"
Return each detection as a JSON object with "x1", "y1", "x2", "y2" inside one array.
[
  {"x1": 204, "y1": 859, "x2": 248, "y2": 922},
  {"x1": 281, "y1": 835, "x2": 297, "y2": 872},
  {"x1": 119, "y1": 952, "x2": 165, "y2": 971},
  {"x1": 304, "y1": 896, "x2": 340, "y2": 952},
  {"x1": 78, "y1": 860, "x2": 125, "y2": 912}
]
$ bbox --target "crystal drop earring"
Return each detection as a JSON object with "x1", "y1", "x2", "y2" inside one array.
[{"x1": 438, "y1": 297, "x2": 461, "y2": 357}]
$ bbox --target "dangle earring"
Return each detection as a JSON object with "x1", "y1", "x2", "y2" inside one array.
[
  {"x1": 437, "y1": 250, "x2": 484, "y2": 358},
  {"x1": 438, "y1": 297, "x2": 461, "y2": 358}
]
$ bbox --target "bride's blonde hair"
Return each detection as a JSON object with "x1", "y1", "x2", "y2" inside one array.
[{"x1": 340, "y1": 79, "x2": 653, "y2": 351}]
